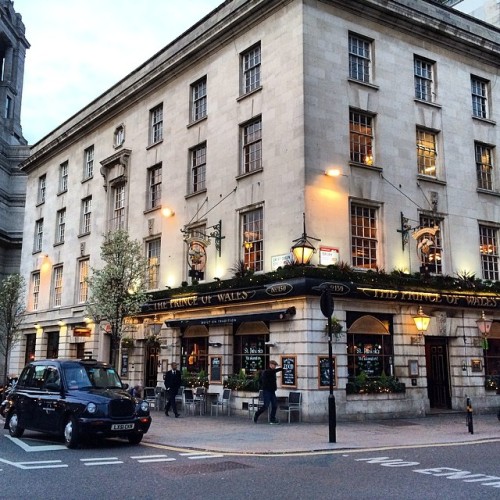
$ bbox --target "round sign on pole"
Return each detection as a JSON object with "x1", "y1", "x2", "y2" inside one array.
[{"x1": 320, "y1": 289, "x2": 334, "y2": 318}]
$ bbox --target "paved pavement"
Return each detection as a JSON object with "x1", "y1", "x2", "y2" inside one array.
[{"x1": 143, "y1": 409, "x2": 500, "y2": 454}]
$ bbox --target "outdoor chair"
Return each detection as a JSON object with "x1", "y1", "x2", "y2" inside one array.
[
  {"x1": 211, "y1": 388, "x2": 231, "y2": 416},
  {"x1": 144, "y1": 387, "x2": 158, "y2": 410},
  {"x1": 183, "y1": 388, "x2": 203, "y2": 415},
  {"x1": 279, "y1": 391, "x2": 302, "y2": 423}
]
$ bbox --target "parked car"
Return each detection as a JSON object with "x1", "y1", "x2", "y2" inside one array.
[{"x1": 2, "y1": 358, "x2": 151, "y2": 448}]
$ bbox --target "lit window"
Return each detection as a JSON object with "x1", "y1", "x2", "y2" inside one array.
[
  {"x1": 78, "y1": 259, "x2": 89, "y2": 303},
  {"x1": 150, "y1": 104, "x2": 163, "y2": 145},
  {"x1": 84, "y1": 145, "x2": 94, "y2": 180},
  {"x1": 52, "y1": 265, "x2": 63, "y2": 307},
  {"x1": 241, "y1": 117, "x2": 262, "y2": 174},
  {"x1": 147, "y1": 238, "x2": 161, "y2": 290},
  {"x1": 350, "y1": 204, "x2": 378, "y2": 270},
  {"x1": 475, "y1": 142, "x2": 494, "y2": 191},
  {"x1": 418, "y1": 214, "x2": 442, "y2": 274},
  {"x1": 479, "y1": 225, "x2": 499, "y2": 281},
  {"x1": 414, "y1": 57, "x2": 435, "y2": 102},
  {"x1": 349, "y1": 110, "x2": 374, "y2": 165},
  {"x1": 349, "y1": 33, "x2": 371, "y2": 83},
  {"x1": 191, "y1": 77, "x2": 207, "y2": 122},
  {"x1": 148, "y1": 164, "x2": 162, "y2": 209},
  {"x1": 471, "y1": 76, "x2": 488, "y2": 119},
  {"x1": 416, "y1": 128, "x2": 437, "y2": 177},
  {"x1": 242, "y1": 207, "x2": 263, "y2": 272},
  {"x1": 242, "y1": 44, "x2": 261, "y2": 94},
  {"x1": 191, "y1": 144, "x2": 206, "y2": 193}
]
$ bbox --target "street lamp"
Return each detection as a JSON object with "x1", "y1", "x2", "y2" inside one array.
[
  {"x1": 477, "y1": 310, "x2": 493, "y2": 350},
  {"x1": 290, "y1": 213, "x2": 320, "y2": 265},
  {"x1": 411, "y1": 306, "x2": 430, "y2": 344}
]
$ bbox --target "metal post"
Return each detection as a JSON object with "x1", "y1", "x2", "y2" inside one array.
[{"x1": 327, "y1": 315, "x2": 336, "y2": 442}]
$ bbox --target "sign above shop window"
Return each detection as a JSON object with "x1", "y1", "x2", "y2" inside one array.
[{"x1": 319, "y1": 246, "x2": 339, "y2": 266}]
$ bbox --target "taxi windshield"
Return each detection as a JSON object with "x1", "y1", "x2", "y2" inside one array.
[{"x1": 85, "y1": 366, "x2": 123, "y2": 389}]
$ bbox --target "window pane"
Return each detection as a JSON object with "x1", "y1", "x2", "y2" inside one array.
[
  {"x1": 416, "y1": 129, "x2": 437, "y2": 176},
  {"x1": 479, "y1": 225, "x2": 499, "y2": 281},
  {"x1": 350, "y1": 111, "x2": 373, "y2": 165},
  {"x1": 351, "y1": 204, "x2": 377, "y2": 269},
  {"x1": 242, "y1": 208, "x2": 263, "y2": 272},
  {"x1": 349, "y1": 35, "x2": 371, "y2": 83}
]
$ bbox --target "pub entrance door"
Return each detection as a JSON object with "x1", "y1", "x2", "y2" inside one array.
[
  {"x1": 425, "y1": 337, "x2": 451, "y2": 409},
  {"x1": 145, "y1": 343, "x2": 159, "y2": 388}
]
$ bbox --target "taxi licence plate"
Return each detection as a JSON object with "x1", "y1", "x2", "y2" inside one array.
[{"x1": 111, "y1": 423, "x2": 135, "y2": 431}]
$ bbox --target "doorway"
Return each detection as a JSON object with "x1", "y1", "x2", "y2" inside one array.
[
  {"x1": 145, "y1": 343, "x2": 159, "y2": 387},
  {"x1": 425, "y1": 337, "x2": 451, "y2": 409}
]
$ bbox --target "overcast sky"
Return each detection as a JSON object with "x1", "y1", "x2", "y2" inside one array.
[
  {"x1": 13, "y1": 0, "x2": 222, "y2": 144},
  {"x1": 13, "y1": 0, "x2": 487, "y2": 145}
]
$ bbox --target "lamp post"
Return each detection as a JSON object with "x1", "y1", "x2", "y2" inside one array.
[
  {"x1": 411, "y1": 306, "x2": 430, "y2": 344},
  {"x1": 319, "y1": 287, "x2": 336, "y2": 443},
  {"x1": 476, "y1": 310, "x2": 493, "y2": 350},
  {"x1": 290, "y1": 213, "x2": 320, "y2": 265}
]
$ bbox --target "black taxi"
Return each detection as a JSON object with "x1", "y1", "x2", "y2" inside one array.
[{"x1": 3, "y1": 358, "x2": 152, "y2": 448}]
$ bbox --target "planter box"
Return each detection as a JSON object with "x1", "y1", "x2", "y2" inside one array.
[{"x1": 345, "y1": 392, "x2": 426, "y2": 420}]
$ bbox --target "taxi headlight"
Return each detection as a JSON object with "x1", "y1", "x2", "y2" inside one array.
[
  {"x1": 140, "y1": 401, "x2": 149, "y2": 412},
  {"x1": 86, "y1": 402, "x2": 97, "y2": 414}
]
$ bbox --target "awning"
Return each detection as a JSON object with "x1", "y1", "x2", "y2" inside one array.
[{"x1": 165, "y1": 307, "x2": 296, "y2": 329}]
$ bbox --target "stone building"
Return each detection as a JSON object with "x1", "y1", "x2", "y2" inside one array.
[
  {"x1": 12, "y1": 0, "x2": 500, "y2": 420},
  {"x1": 0, "y1": 0, "x2": 29, "y2": 382}
]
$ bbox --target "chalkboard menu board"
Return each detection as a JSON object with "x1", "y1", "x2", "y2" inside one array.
[
  {"x1": 280, "y1": 355, "x2": 296, "y2": 387},
  {"x1": 318, "y1": 356, "x2": 336, "y2": 388},
  {"x1": 209, "y1": 355, "x2": 222, "y2": 383}
]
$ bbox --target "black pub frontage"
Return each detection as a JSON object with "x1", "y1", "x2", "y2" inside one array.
[{"x1": 136, "y1": 275, "x2": 500, "y2": 421}]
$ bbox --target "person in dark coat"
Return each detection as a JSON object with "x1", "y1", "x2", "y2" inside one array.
[
  {"x1": 253, "y1": 360, "x2": 283, "y2": 424},
  {"x1": 163, "y1": 362, "x2": 182, "y2": 417}
]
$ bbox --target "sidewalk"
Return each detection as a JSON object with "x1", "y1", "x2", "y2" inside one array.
[{"x1": 143, "y1": 410, "x2": 500, "y2": 454}]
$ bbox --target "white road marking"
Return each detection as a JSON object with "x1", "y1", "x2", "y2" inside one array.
[
  {"x1": 179, "y1": 452, "x2": 225, "y2": 460},
  {"x1": 6, "y1": 436, "x2": 66, "y2": 452},
  {"x1": 0, "y1": 457, "x2": 67, "y2": 470},
  {"x1": 80, "y1": 457, "x2": 123, "y2": 466}
]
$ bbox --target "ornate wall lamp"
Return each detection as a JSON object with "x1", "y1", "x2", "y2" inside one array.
[
  {"x1": 476, "y1": 310, "x2": 493, "y2": 350},
  {"x1": 411, "y1": 306, "x2": 431, "y2": 344},
  {"x1": 291, "y1": 213, "x2": 320, "y2": 265}
]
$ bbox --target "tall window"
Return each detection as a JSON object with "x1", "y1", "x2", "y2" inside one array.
[
  {"x1": 191, "y1": 77, "x2": 207, "y2": 122},
  {"x1": 348, "y1": 33, "x2": 371, "y2": 83},
  {"x1": 150, "y1": 104, "x2": 163, "y2": 145},
  {"x1": 349, "y1": 110, "x2": 373, "y2": 165},
  {"x1": 80, "y1": 196, "x2": 92, "y2": 234},
  {"x1": 147, "y1": 238, "x2": 161, "y2": 290},
  {"x1": 242, "y1": 207, "x2": 263, "y2": 272},
  {"x1": 416, "y1": 128, "x2": 437, "y2": 177},
  {"x1": 479, "y1": 225, "x2": 499, "y2": 281},
  {"x1": 414, "y1": 57, "x2": 435, "y2": 102},
  {"x1": 471, "y1": 76, "x2": 488, "y2": 119},
  {"x1": 34, "y1": 219, "x2": 43, "y2": 253},
  {"x1": 31, "y1": 272, "x2": 40, "y2": 311},
  {"x1": 242, "y1": 44, "x2": 261, "y2": 94},
  {"x1": 419, "y1": 214, "x2": 442, "y2": 274},
  {"x1": 350, "y1": 204, "x2": 378, "y2": 269},
  {"x1": 114, "y1": 124, "x2": 125, "y2": 147},
  {"x1": 55, "y1": 208, "x2": 66, "y2": 244},
  {"x1": 59, "y1": 162, "x2": 68, "y2": 193},
  {"x1": 475, "y1": 142, "x2": 494, "y2": 191},
  {"x1": 112, "y1": 184, "x2": 126, "y2": 230},
  {"x1": 83, "y1": 145, "x2": 94, "y2": 180},
  {"x1": 233, "y1": 334, "x2": 268, "y2": 376},
  {"x1": 147, "y1": 164, "x2": 162, "y2": 209},
  {"x1": 191, "y1": 144, "x2": 206, "y2": 193},
  {"x1": 37, "y1": 174, "x2": 46, "y2": 204},
  {"x1": 78, "y1": 258, "x2": 89, "y2": 303},
  {"x1": 241, "y1": 117, "x2": 262, "y2": 174},
  {"x1": 52, "y1": 265, "x2": 63, "y2": 307},
  {"x1": 347, "y1": 312, "x2": 393, "y2": 378}
]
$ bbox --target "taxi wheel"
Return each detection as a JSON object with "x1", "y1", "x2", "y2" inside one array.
[
  {"x1": 64, "y1": 415, "x2": 80, "y2": 449},
  {"x1": 128, "y1": 432, "x2": 143, "y2": 445},
  {"x1": 8, "y1": 411, "x2": 24, "y2": 438}
]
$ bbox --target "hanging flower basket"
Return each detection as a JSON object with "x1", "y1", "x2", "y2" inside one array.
[
  {"x1": 121, "y1": 337, "x2": 134, "y2": 349},
  {"x1": 325, "y1": 316, "x2": 344, "y2": 339}
]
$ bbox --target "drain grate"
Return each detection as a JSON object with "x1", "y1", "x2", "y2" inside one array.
[{"x1": 168, "y1": 460, "x2": 252, "y2": 476}]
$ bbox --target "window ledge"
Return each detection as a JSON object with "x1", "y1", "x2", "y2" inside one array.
[
  {"x1": 78, "y1": 232, "x2": 90, "y2": 238},
  {"x1": 53, "y1": 242, "x2": 64, "y2": 248},
  {"x1": 347, "y1": 78, "x2": 379, "y2": 91},
  {"x1": 81, "y1": 176, "x2": 93, "y2": 184},
  {"x1": 349, "y1": 162, "x2": 382, "y2": 173},
  {"x1": 187, "y1": 115, "x2": 208, "y2": 129},
  {"x1": 185, "y1": 189, "x2": 207, "y2": 200},
  {"x1": 477, "y1": 188, "x2": 500, "y2": 198},
  {"x1": 414, "y1": 98, "x2": 442, "y2": 109},
  {"x1": 143, "y1": 206, "x2": 161, "y2": 215},
  {"x1": 416, "y1": 174, "x2": 446, "y2": 186},
  {"x1": 57, "y1": 190, "x2": 67, "y2": 197},
  {"x1": 472, "y1": 115, "x2": 496, "y2": 126},
  {"x1": 236, "y1": 168, "x2": 263, "y2": 181},
  {"x1": 146, "y1": 139, "x2": 163, "y2": 150},
  {"x1": 237, "y1": 86, "x2": 262, "y2": 102}
]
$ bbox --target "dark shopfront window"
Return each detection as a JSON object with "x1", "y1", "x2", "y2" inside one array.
[
  {"x1": 346, "y1": 312, "x2": 393, "y2": 378},
  {"x1": 181, "y1": 337, "x2": 208, "y2": 373},
  {"x1": 46, "y1": 332, "x2": 59, "y2": 359},
  {"x1": 485, "y1": 338, "x2": 500, "y2": 377},
  {"x1": 234, "y1": 334, "x2": 268, "y2": 375},
  {"x1": 24, "y1": 333, "x2": 36, "y2": 365}
]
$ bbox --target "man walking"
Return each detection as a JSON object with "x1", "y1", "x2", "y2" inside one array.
[
  {"x1": 254, "y1": 360, "x2": 283, "y2": 424},
  {"x1": 164, "y1": 362, "x2": 182, "y2": 417}
]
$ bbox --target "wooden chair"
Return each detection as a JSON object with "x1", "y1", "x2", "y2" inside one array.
[{"x1": 279, "y1": 391, "x2": 302, "y2": 423}]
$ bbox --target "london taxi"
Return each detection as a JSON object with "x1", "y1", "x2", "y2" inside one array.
[{"x1": 3, "y1": 358, "x2": 152, "y2": 448}]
